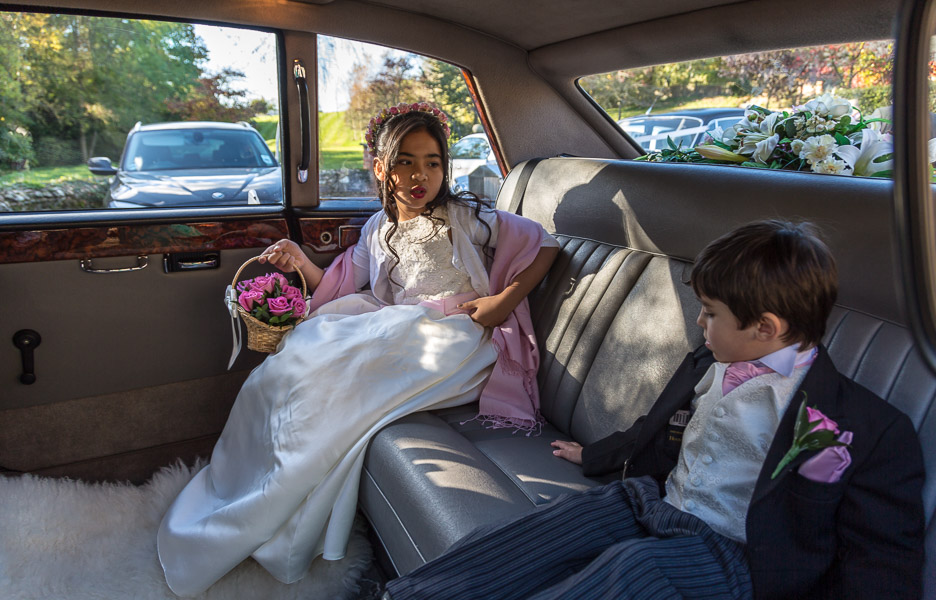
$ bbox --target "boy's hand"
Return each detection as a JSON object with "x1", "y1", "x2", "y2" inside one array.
[
  {"x1": 259, "y1": 239, "x2": 306, "y2": 273},
  {"x1": 551, "y1": 440, "x2": 583, "y2": 465}
]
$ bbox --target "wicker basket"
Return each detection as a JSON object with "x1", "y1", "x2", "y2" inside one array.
[{"x1": 231, "y1": 255, "x2": 308, "y2": 353}]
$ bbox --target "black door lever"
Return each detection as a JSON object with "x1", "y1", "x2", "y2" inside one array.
[{"x1": 13, "y1": 329, "x2": 41, "y2": 385}]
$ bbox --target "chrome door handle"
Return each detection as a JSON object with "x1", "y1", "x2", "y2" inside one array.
[
  {"x1": 177, "y1": 258, "x2": 219, "y2": 270},
  {"x1": 79, "y1": 255, "x2": 148, "y2": 274},
  {"x1": 293, "y1": 59, "x2": 311, "y2": 184}
]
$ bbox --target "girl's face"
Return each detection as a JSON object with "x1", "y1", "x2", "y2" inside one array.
[{"x1": 376, "y1": 128, "x2": 445, "y2": 221}]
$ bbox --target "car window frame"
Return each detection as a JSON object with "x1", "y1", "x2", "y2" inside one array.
[
  {"x1": 0, "y1": 8, "x2": 294, "y2": 225},
  {"x1": 894, "y1": 0, "x2": 936, "y2": 374}
]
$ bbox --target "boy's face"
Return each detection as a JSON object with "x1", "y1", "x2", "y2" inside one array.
[{"x1": 696, "y1": 296, "x2": 765, "y2": 363}]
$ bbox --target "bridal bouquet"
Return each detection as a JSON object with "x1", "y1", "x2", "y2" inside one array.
[
  {"x1": 637, "y1": 93, "x2": 924, "y2": 178},
  {"x1": 235, "y1": 272, "x2": 308, "y2": 327}
]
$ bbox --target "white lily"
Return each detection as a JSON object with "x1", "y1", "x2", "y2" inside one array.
[
  {"x1": 738, "y1": 112, "x2": 780, "y2": 159},
  {"x1": 753, "y1": 134, "x2": 780, "y2": 163},
  {"x1": 739, "y1": 109, "x2": 762, "y2": 130},
  {"x1": 835, "y1": 129, "x2": 893, "y2": 176},
  {"x1": 804, "y1": 93, "x2": 852, "y2": 119},
  {"x1": 705, "y1": 125, "x2": 724, "y2": 140},
  {"x1": 695, "y1": 144, "x2": 748, "y2": 162},
  {"x1": 868, "y1": 106, "x2": 893, "y2": 135}
]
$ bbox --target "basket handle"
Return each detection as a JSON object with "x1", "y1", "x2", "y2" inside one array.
[{"x1": 230, "y1": 254, "x2": 308, "y2": 297}]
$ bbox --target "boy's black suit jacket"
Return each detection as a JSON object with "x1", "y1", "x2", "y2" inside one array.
[{"x1": 581, "y1": 345, "x2": 925, "y2": 600}]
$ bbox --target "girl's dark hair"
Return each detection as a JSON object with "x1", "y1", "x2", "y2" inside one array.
[
  {"x1": 690, "y1": 220, "x2": 838, "y2": 348},
  {"x1": 372, "y1": 110, "x2": 493, "y2": 285}
]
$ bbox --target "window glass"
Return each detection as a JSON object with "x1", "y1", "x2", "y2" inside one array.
[
  {"x1": 0, "y1": 12, "x2": 281, "y2": 212},
  {"x1": 317, "y1": 35, "x2": 502, "y2": 201},
  {"x1": 580, "y1": 41, "x2": 896, "y2": 178}
]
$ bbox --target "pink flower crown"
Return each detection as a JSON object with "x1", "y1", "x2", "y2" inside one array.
[{"x1": 365, "y1": 102, "x2": 451, "y2": 158}]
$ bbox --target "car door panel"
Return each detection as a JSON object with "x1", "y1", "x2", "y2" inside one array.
[
  {"x1": 0, "y1": 219, "x2": 290, "y2": 405},
  {"x1": 0, "y1": 213, "x2": 374, "y2": 483}
]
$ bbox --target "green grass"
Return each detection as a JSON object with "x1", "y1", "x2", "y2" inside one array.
[
  {"x1": 251, "y1": 114, "x2": 279, "y2": 141},
  {"x1": 0, "y1": 165, "x2": 100, "y2": 187},
  {"x1": 319, "y1": 111, "x2": 365, "y2": 171},
  {"x1": 252, "y1": 112, "x2": 366, "y2": 170},
  {"x1": 321, "y1": 149, "x2": 364, "y2": 170}
]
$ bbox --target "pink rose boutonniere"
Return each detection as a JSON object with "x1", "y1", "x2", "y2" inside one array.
[{"x1": 771, "y1": 398, "x2": 853, "y2": 482}]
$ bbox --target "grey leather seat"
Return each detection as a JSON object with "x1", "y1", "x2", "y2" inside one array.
[{"x1": 360, "y1": 158, "x2": 936, "y2": 596}]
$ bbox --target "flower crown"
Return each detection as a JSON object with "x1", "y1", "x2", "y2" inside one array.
[{"x1": 365, "y1": 102, "x2": 451, "y2": 158}]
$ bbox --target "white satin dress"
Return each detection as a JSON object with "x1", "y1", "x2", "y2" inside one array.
[{"x1": 157, "y1": 211, "x2": 498, "y2": 596}]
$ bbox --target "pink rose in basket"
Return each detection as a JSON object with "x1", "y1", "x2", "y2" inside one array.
[
  {"x1": 250, "y1": 274, "x2": 277, "y2": 294},
  {"x1": 272, "y1": 272, "x2": 289, "y2": 289},
  {"x1": 283, "y1": 284, "x2": 303, "y2": 301},
  {"x1": 238, "y1": 288, "x2": 266, "y2": 312},
  {"x1": 267, "y1": 295, "x2": 293, "y2": 316},
  {"x1": 290, "y1": 297, "x2": 307, "y2": 318}
]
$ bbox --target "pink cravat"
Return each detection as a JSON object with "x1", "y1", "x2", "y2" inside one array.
[{"x1": 722, "y1": 361, "x2": 773, "y2": 395}]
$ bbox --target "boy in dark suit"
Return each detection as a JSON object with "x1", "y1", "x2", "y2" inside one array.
[{"x1": 385, "y1": 220, "x2": 925, "y2": 600}]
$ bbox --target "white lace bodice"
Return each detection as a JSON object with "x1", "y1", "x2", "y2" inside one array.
[{"x1": 378, "y1": 206, "x2": 475, "y2": 305}]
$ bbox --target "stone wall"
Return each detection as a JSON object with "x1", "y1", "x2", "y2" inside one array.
[{"x1": 0, "y1": 180, "x2": 110, "y2": 212}]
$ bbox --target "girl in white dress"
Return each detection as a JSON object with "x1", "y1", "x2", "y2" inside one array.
[{"x1": 157, "y1": 103, "x2": 559, "y2": 596}]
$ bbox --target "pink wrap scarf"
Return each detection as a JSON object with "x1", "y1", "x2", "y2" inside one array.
[{"x1": 307, "y1": 209, "x2": 545, "y2": 432}]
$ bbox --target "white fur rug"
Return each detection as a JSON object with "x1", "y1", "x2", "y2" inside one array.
[{"x1": 0, "y1": 462, "x2": 373, "y2": 600}]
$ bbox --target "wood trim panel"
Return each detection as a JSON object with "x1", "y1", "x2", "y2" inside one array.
[
  {"x1": 0, "y1": 219, "x2": 289, "y2": 264},
  {"x1": 299, "y1": 217, "x2": 369, "y2": 253}
]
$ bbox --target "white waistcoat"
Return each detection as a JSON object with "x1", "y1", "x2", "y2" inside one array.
[{"x1": 663, "y1": 361, "x2": 810, "y2": 542}]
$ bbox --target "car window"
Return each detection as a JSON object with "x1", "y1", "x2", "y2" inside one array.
[
  {"x1": 579, "y1": 41, "x2": 898, "y2": 178},
  {"x1": 124, "y1": 128, "x2": 276, "y2": 171},
  {"x1": 451, "y1": 137, "x2": 491, "y2": 160},
  {"x1": 617, "y1": 115, "x2": 704, "y2": 151},
  {"x1": 0, "y1": 11, "x2": 281, "y2": 212},
  {"x1": 317, "y1": 35, "x2": 502, "y2": 201}
]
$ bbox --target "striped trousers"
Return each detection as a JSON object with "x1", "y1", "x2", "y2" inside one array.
[{"x1": 385, "y1": 476, "x2": 752, "y2": 600}]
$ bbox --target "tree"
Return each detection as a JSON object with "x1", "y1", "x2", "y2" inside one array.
[
  {"x1": 719, "y1": 43, "x2": 894, "y2": 110},
  {"x1": 580, "y1": 58, "x2": 725, "y2": 117},
  {"x1": 420, "y1": 61, "x2": 478, "y2": 140},
  {"x1": 13, "y1": 14, "x2": 207, "y2": 164},
  {"x1": 0, "y1": 13, "x2": 34, "y2": 168},
  {"x1": 164, "y1": 68, "x2": 262, "y2": 122},
  {"x1": 346, "y1": 55, "x2": 429, "y2": 135}
]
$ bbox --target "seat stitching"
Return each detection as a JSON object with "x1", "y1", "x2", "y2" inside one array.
[
  {"x1": 883, "y1": 341, "x2": 916, "y2": 401},
  {"x1": 541, "y1": 239, "x2": 605, "y2": 384},
  {"x1": 360, "y1": 466, "x2": 425, "y2": 566},
  {"x1": 563, "y1": 252, "x2": 656, "y2": 432},
  {"x1": 549, "y1": 250, "x2": 643, "y2": 410}
]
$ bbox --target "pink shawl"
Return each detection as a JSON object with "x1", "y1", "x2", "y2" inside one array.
[{"x1": 307, "y1": 209, "x2": 546, "y2": 432}]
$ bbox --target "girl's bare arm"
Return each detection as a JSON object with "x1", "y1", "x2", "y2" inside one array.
[{"x1": 459, "y1": 245, "x2": 560, "y2": 327}]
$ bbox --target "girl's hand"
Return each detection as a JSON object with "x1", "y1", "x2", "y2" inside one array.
[
  {"x1": 458, "y1": 295, "x2": 513, "y2": 328},
  {"x1": 259, "y1": 239, "x2": 306, "y2": 273},
  {"x1": 550, "y1": 440, "x2": 583, "y2": 465}
]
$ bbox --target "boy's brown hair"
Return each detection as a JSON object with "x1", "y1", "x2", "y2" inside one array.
[{"x1": 690, "y1": 220, "x2": 838, "y2": 348}]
